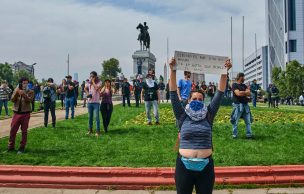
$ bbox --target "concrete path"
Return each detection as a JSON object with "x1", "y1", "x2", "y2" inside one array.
[
  {"x1": 0, "y1": 188, "x2": 304, "y2": 194},
  {"x1": 0, "y1": 101, "x2": 121, "y2": 138}
]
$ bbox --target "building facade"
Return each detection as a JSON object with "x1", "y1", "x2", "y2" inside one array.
[
  {"x1": 11, "y1": 61, "x2": 35, "y2": 76},
  {"x1": 191, "y1": 73, "x2": 205, "y2": 84},
  {"x1": 244, "y1": 46, "x2": 269, "y2": 89},
  {"x1": 266, "y1": 0, "x2": 304, "y2": 83}
]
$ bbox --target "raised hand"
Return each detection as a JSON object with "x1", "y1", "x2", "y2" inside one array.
[
  {"x1": 224, "y1": 59, "x2": 232, "y2": 71},
  {"x1": 169, "y1": 58, "x2": 176, "y2": 71}
]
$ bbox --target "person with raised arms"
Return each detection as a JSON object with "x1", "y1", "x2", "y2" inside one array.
[{"x1": 169, "y1": 58, "x2": 232, "y2": 194}]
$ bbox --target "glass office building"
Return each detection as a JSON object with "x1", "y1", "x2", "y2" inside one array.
[{"x1": 266, "y1": 0, "x2": 304, "y2": 83}]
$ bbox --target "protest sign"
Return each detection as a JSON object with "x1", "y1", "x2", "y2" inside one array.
[{"x1": 174, "y1": 51, "x2": 228, "y2": 74}]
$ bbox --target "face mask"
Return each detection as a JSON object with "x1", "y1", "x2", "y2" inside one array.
[{"x1": 189, "y1": 100, "x2": 204, "y2": 111}]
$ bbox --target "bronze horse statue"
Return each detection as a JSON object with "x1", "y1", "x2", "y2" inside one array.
[{"x1": 136, "y1": 23, "x2": 150, "y2": 50}]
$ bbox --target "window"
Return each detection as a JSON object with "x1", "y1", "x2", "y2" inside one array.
[
  {"x1": 285, "y1": 41, "x2": 288, "y2": 54},
  {"x1": 289, "y1": 40, "x2": 297, "y2": 52},
  {"x1": 288, "y1": 0, "x2": 296, "y2": 31}
]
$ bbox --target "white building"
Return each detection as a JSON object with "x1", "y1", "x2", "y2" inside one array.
[
  {"x1": 244, "y1": 46, "x2": 269, "y2": 89},
  {"x1": 266, "y1": 0, "x2": 304, "y2": 84}
]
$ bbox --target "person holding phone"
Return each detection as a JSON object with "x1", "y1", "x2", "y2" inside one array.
[
  {"x1": 100, "y1": 79, "x2": 114, "y2": 133},
  {"x1": 169, "y1": 58, "x2": 232, "y2": 194},
  {"x1": 85, "y1": 71, "x2": 102, "y2": 136},
  {"x1": 64, "y1": 75, "x2": 75, "y2": 119},
  {"x1": 8, "y1": 77, "x2": 34, "y2": 154}
]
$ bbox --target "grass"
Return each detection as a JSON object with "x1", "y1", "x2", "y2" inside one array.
[{"x1": 0, "y1": 103, "x2": 303, "y2": 167}]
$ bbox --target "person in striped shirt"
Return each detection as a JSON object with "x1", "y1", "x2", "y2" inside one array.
[{"x1": 0, "y1": 80, "x2": 12, "y2": 117}]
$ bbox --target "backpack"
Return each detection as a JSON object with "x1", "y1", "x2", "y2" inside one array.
[{"x1": 43, "y1": 87, "x2": 52, "y2": 100}]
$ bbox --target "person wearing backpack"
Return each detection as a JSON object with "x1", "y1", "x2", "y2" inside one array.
[{"x1": 43, "y1": 78, "x2": 57, "y2": 128}]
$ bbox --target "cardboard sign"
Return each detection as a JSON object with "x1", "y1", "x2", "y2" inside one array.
[{"x1": 174, "y1": 51, "x2": 228, "y2": 74}]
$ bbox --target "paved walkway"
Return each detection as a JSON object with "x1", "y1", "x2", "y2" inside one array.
[
  {"x1": 0, "y1": 188, "x2": 303, "y2": 194},
  {"x1": 0, "y1": 101, "x2": 121, "y2": 138}
]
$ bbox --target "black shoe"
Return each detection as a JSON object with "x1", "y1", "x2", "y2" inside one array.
[
  {"x1": 44, "y1": 123, "x2": 48, "y2": 128},
  {"x1": 52, "y1": 123, "x2": 56, "y2": 128},
  {"x1": 246, "y1": 136, "x2": 254, "y2": 140}
]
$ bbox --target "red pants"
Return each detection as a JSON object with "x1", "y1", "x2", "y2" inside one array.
[{"x1": 8, "y1": 113, "x2": 30, "y2": 150}]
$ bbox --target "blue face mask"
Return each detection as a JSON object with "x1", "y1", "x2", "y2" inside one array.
[{"x1": 189, "y1": 100, "x2": 204, "y2": 111}]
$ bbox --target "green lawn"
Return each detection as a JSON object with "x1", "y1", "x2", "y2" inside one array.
[{"x1": 0, "y1": 103, "x2": 303, "y2": 167}]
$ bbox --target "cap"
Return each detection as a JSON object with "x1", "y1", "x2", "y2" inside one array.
[{"x1": 65, "y1": 75, "x2": 72, "y2": 79}]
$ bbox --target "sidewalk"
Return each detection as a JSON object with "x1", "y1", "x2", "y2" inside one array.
[
  {"x1": 0, "y1": 188, "x2": 304, "y2": 194},
  {"x1": 0, "y1": 101, "x2": 121, "y2": 138}
]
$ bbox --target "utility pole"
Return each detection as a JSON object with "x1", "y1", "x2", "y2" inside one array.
[
  {"x1": 230, "y1": 16, "x2": 233, "y2": 79},
  {"x1": 167, "y1": 37, "x2": 169, "y2": 83},
  {"x1": 255, "y1": 33, "x2": 258, "y2": 80},
  {"x1": 67, "y1": 54, "x2": 70, "y2": 75},
  {"x1": 242, "y1": 16, "x2": 245, "y2": 72}
]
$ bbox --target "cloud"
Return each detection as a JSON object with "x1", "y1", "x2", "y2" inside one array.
[{"x1": 0, "y1": 0, "x2": 266, "y2": 83}]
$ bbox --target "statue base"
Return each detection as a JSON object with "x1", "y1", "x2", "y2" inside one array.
[{"x1": 132, "y1": 50, "x2": 156, "y2": 77}]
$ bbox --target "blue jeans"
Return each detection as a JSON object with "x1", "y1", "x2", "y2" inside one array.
[
  {"x1": 0, "y1": 99, "x2": 9, "y2": 116},
  {"x1": 252, "y1": 93, "x2": 257, "y2": 107},
  {"x1": 231, "y1": 103, "x2": 252, "y2": 137},
  {"x1": 65, "y1": 97, "x2": 75, "y2": 119},
  {"x1": 145, "y1": 100, "x2": 159, "y2": 122},
  {"x1": 88, "y1": 103, "x2": 100, "y2": 132}
]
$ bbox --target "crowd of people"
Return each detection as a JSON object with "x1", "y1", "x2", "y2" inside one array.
[{"x1": 0, "y1": 58, "x2": 303, "y2": 194}]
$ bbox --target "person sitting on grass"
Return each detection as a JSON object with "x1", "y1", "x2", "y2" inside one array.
[
  {"x1": 141, "y1": 73, "x2": 160, "y2": 125},
  {"x1": 169, "y1": 58, "x2": 232, "y2": 194},
  {"x1": 8, "y1": 77, "x2": 34, "y2": 154}
]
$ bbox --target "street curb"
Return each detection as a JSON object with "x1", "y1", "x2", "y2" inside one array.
[{"x1": 0, "y1": 165, "x2": 303, "y2": 190}]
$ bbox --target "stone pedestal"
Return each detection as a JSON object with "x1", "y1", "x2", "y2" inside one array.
[{"x1": 132, "y1": 50, "x2": 156, "y2": 77}]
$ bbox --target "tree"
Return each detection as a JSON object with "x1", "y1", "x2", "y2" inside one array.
[
  {"x1": 285, "y1": 60, "x2": 304, "y2": 98},
  {"x1": 13, "y1": 70, "x2": 37, "y2": 86},
  {"x1": 0, "y1": 62, "x2": 14, "y2": 84},
  {"x1": 272, "y1": 60, "x2": 304, "y2": 99},
  {"x1": 101, "y1": 58, "x2": 121, "y2": 80}
]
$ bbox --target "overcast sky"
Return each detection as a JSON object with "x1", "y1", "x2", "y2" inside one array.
[{"x1": 0, "y1": 0, "x2": 266, "y2": 83}]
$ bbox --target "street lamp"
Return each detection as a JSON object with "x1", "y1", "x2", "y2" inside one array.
[{"x1": 31, "y1": 63, "x2": 37, "y2": 77}]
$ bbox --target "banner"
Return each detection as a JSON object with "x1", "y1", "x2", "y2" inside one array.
[{"x1": 174, "y1": 51, "x2": 228, "y2": 75}]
